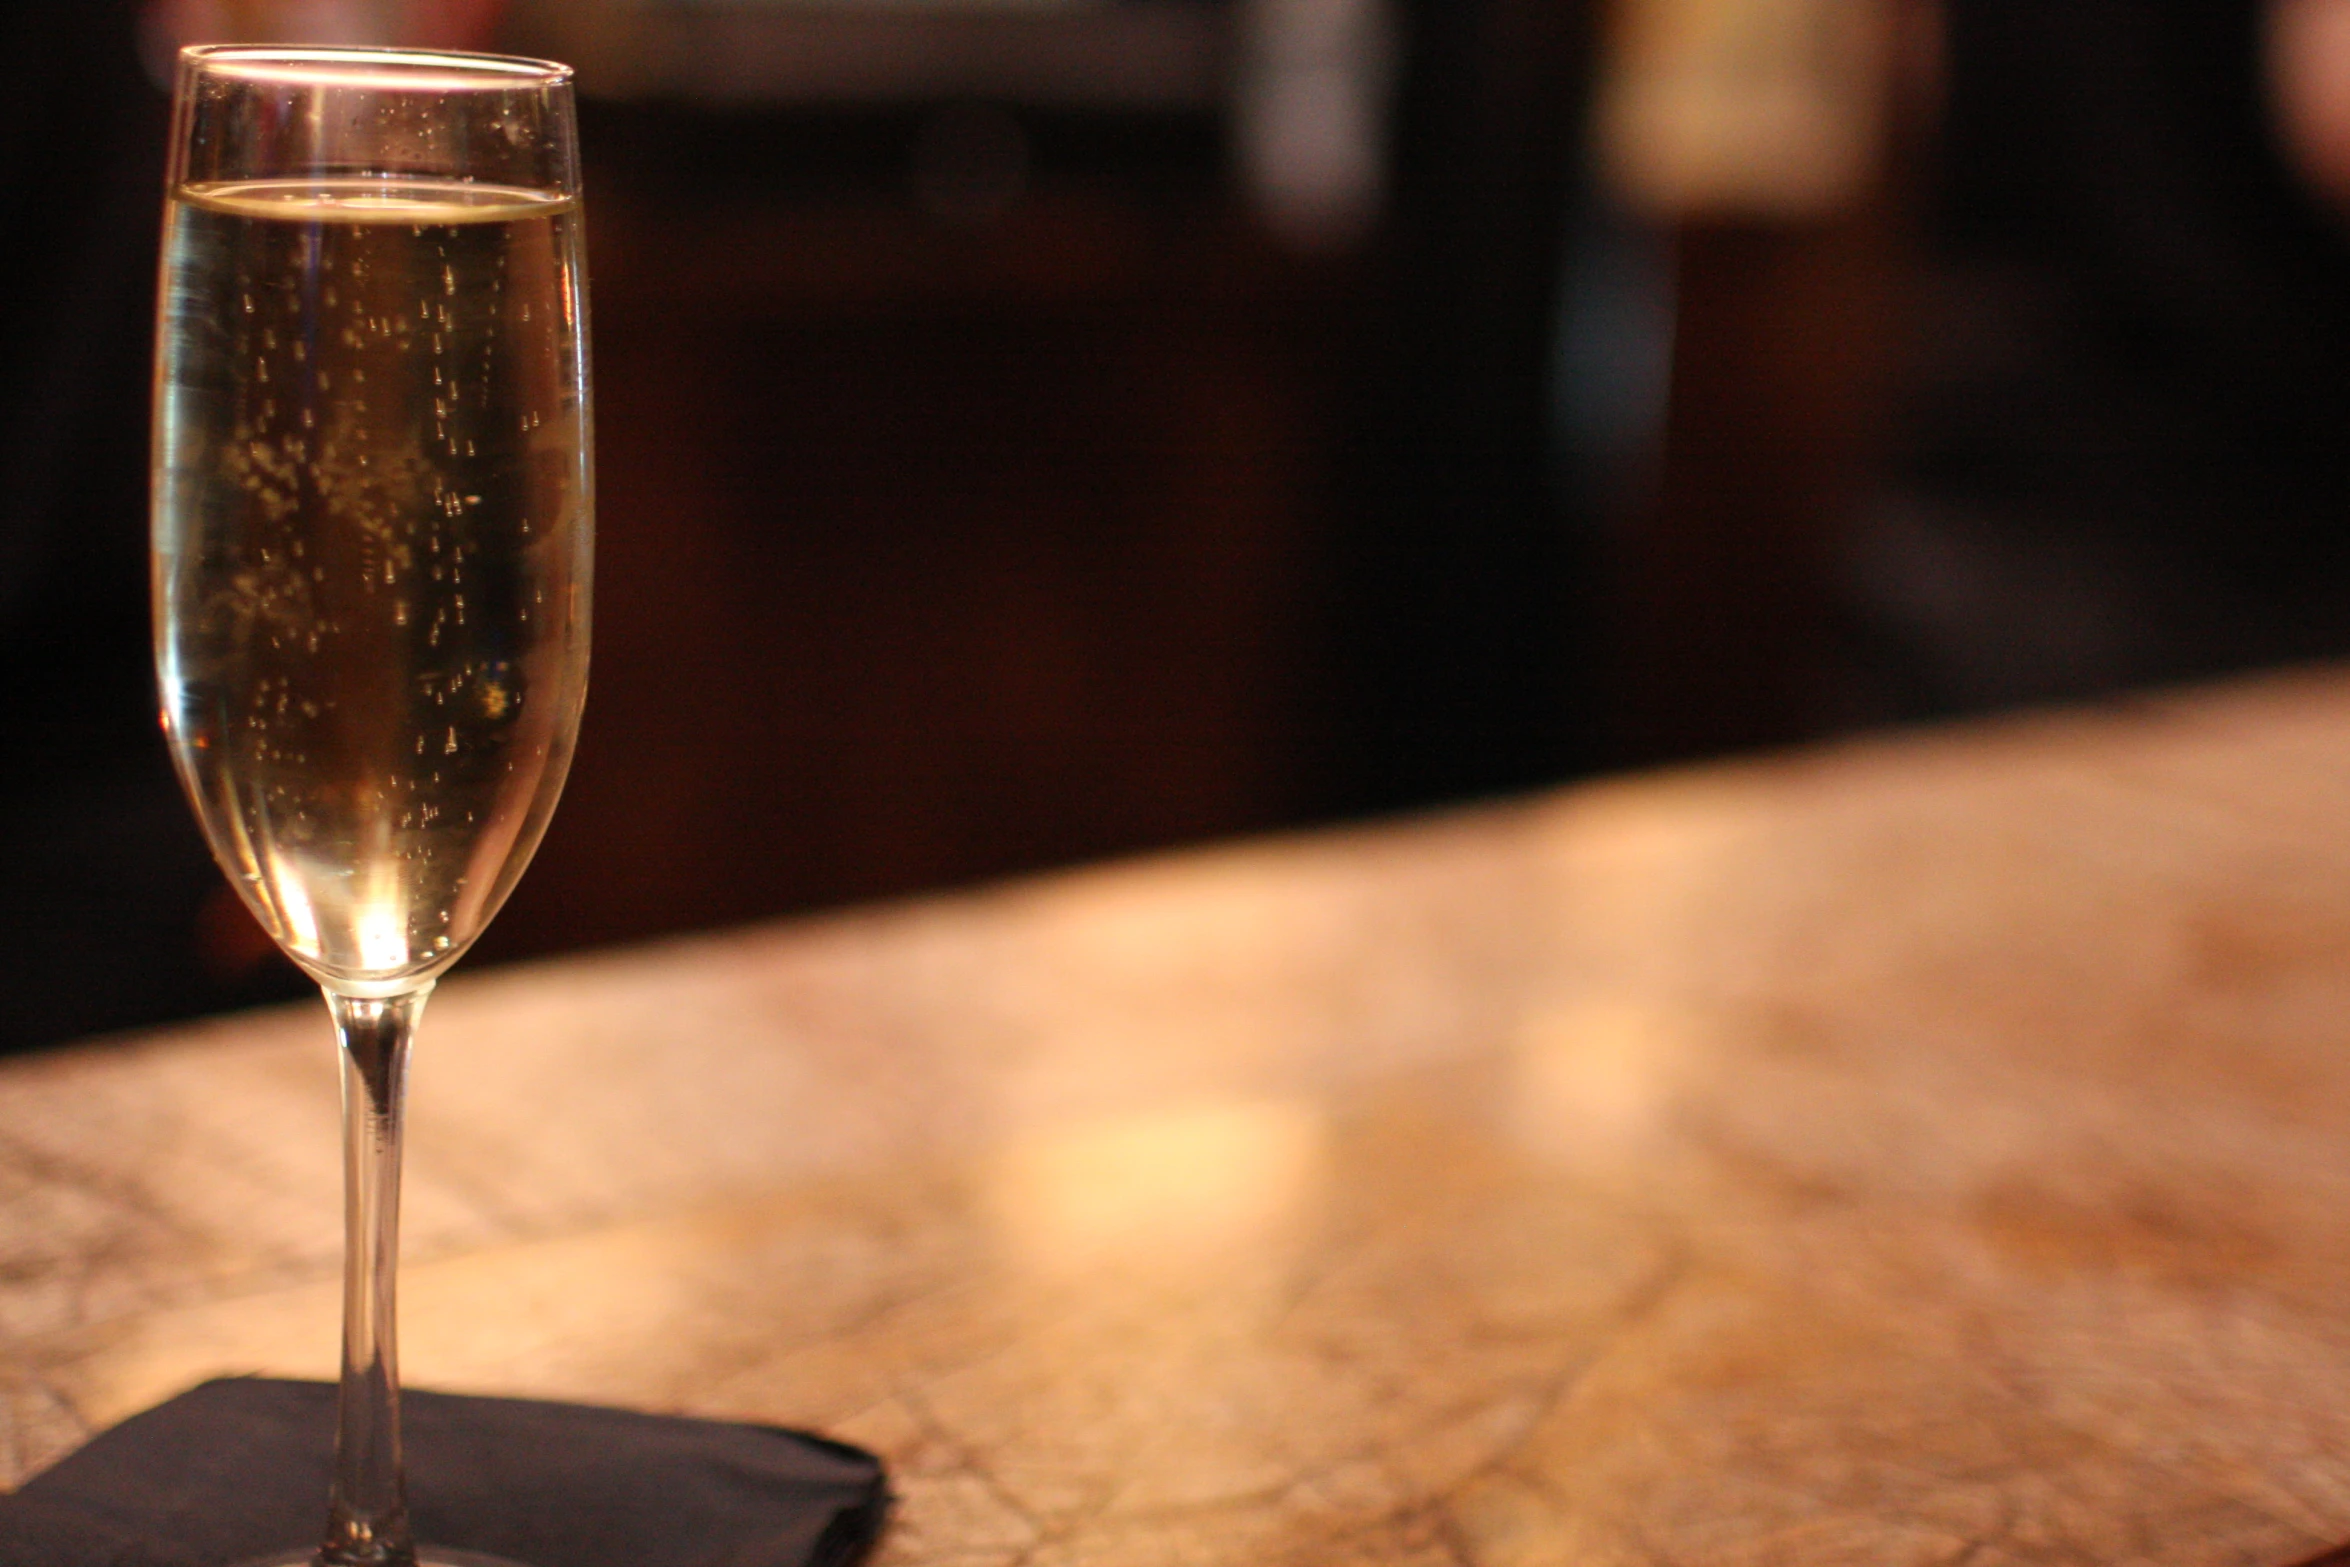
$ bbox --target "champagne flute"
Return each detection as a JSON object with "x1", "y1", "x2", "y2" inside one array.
[{"x1": 152, "y1": 45, "x2": 590, "y2": 1567}]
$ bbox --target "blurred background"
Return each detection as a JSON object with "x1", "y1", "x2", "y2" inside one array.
[{"x1": 7, "y1": 0, "x2": 2350, "y2": 1049}]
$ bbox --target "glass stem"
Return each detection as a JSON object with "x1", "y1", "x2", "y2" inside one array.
[{"x1": 320, "y1": 985, "x2": 431, "y2": 1567}]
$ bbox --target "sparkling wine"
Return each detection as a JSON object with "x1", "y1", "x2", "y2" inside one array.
[{"x1": 154, "y1": 177, "x2": 591, "y2": 992}]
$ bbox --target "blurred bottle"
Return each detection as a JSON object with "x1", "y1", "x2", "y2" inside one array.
[{"x1": 1596, "y1": 0, "x2": 1897, "y2": 220}]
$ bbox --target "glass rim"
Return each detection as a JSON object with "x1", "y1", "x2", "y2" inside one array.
[{"x1": 178, "y1": 43, "x2": 574, "y2": 92}]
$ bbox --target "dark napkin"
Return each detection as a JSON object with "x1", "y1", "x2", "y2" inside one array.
[{"x1": 0, "y1": 1377, "x2": 887, "y2": 1567}]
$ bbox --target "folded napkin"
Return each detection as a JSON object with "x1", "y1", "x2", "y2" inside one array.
[{"x1": 0, "y1": 1378, "x2": 887, "y2": 1567}]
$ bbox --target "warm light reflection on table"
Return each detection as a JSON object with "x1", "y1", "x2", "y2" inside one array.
[{"x1": 14, "y1": 672, "x2": 2350, "y2": 1563}]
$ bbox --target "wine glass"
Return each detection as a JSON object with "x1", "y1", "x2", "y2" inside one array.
[{"x1": 152, "y1": 45, "x2": 590, "y2": 1567}]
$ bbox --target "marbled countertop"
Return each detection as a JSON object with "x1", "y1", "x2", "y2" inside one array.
[{"x1": 14, "y1": 673, "x2": 2350, "y2": 1564}]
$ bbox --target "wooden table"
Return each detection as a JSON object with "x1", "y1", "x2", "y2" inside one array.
[{"x1": 12, "y1": 672, "x2": 2350, "y2": 1565}]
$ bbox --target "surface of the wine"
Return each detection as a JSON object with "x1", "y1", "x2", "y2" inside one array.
[{"x1": 155, "y1": 177, "x2": 590, "y2": 993}]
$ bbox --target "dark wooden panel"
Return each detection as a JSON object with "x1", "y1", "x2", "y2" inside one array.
[{"x1": 480, "y1": 125, "x2": 1340, "y2": 959}]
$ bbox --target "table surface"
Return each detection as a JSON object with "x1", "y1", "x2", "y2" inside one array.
[{"x1": 13, "y1": 673, "x2": 2350, "y2": 1565}]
